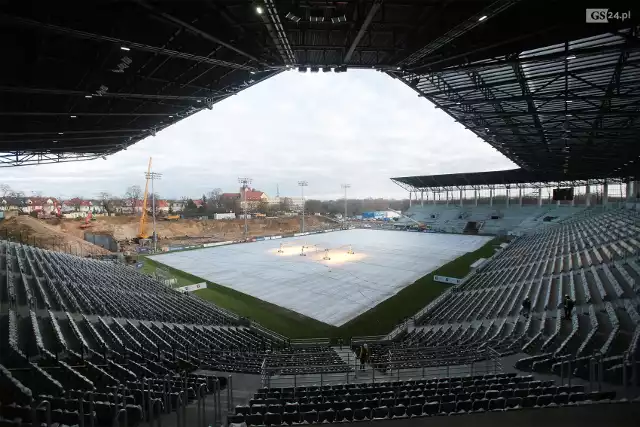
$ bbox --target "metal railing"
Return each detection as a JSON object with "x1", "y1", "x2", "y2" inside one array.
[{"x1": 261, "y1": 345, "x2": 502, "y2": 389}]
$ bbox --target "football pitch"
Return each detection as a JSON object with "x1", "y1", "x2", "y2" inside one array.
[{"x1": 146, "y1": 230, "x2": 498, "y2": 338}]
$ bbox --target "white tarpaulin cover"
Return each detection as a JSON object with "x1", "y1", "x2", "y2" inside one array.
[{"x1": 150, "y1": 230, "x2": 491, "y2": 326}]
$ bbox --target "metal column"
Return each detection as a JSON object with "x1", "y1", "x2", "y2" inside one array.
[
  {"x1": 519, "y1": 188, "x2": 523, "y2": 207},
  {"x1": 585, "y1": 185, "x2": 591, "y2": 207}
]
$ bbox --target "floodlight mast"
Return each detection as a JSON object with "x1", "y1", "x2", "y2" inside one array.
[
  {"x1": 341, "y1": 184, "x2": 350, "y2": 228},
  {"x1": 298, "y1": 181, "x2": 308, "y2": 233},
  {"x1": 238, "y1": 177, "x2": 252, "y2": 238}
]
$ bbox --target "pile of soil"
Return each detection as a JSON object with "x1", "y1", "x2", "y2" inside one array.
[{"x1": 0, "y1": 216, "x2": 110, "y2": 256}]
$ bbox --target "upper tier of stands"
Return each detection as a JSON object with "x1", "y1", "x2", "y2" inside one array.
[{"x1": 396, "y1": 204, "x2": 586, "y2": 235}]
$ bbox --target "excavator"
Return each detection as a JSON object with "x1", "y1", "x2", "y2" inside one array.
[
  {"x1": 134, "y1": 157, "x2": 152, "y2": 244},
  {"x1": 79, "y1": 210, "x2": 93, "y2": 229}
]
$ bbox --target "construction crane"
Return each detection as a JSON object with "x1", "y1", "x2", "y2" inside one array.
[{"x1": 137, "y1": 157, "x2": 152, "y2": 240}]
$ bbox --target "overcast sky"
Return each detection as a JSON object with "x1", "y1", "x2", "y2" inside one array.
[{"x1": 4, "y1": 70, "x2": 514, "y2": 201}]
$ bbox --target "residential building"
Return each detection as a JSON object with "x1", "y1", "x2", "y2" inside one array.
[
  {"x1": 169, "y1": 200, "x2": 185, "y2": 212},
  {"x1": 0, "y1": 197, "x2": 27, "y2": 212},
  {"x1": 221, "y1": 188, "x2": 268, "y2": 210},
  {"x1": 63, "y1": 198, "x2": 93, "y2": 213}
]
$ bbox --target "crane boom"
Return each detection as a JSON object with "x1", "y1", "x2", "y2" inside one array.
[{"x1": 138, "y1": 157, "x2": 152, "y2": 239}]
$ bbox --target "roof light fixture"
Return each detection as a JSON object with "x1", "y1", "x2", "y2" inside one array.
[
  {"x1": 168, "y1": 115, "x2": 173, "y2": 118},
  {"x1": 331, "y1": 15, "x2": 347, "y2": 23},
  {"x1": 478, "y1": 15, "x2": 487, "y2": 21},
  {"x1": 250, "y1": 71, "x2": 256, "y2": 74},
  {"x1": 566, "y1": 55, "x2": 576, "y2": 60},
  {"x1": 256, "y1": 6, "x2": 263, "y2": 14},
  {"x1": 58, "y1": 132, "x2": 64, "y2": 135},
  {"x1": 120, "y1": 46, "x2": 130, "y2": 51},
  {"x1": 84, "y1": 95, "x2": 92, "y2": 99},
  {"x1": 286, "y1": 12, "x2": 302, "y2": 23}
]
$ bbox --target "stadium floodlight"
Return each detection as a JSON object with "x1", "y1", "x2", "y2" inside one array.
[
  {"x1": 120, "y1": 46, "x2": 131, "y2": 51},
  {"x1": 239, "y1": 177, "x2": 253, "y2": 238},
  {"x1": 341, "y1": 184, "x2": 350, "y2": 228},
  {"x1": 256, "y1": 6, "x2": 263, "y2": 14},
  {"x1": 478, "y1": 15, "x2": 487, "y2": 22},
  {"x1": 298, "y1": 181, "x2": 308, "y2": 233}
]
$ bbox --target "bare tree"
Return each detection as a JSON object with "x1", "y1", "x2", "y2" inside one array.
[
  {"x1": 207, "y1": 188, "x2": 222, "y2": 210},
  {"x1": 99, "y1": 192, "x2": 118, "y2": 216},
  {"x1": 124, "y1": 185, "x2": 142, "y2": 212},
  {"x1": 0, "y1": 184, "x2": 11, "y2": 198}
]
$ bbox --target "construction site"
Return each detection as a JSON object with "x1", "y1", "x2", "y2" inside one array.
[{"x1": 0, "y1": 213, "x2": 333, "y2": 255}]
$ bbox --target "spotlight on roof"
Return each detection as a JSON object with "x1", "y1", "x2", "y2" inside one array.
[
  {"x1": 120, "y1": 46, "x2": 130, "y2": 51},
  {"x1": 322, "y1": 67, "x2": 332, "y2": 73},
  {"x1": 286, "y1": 12, "x2": 301, "y2": 22},
  {"x1": 70, "y1": 115, "x2": 77, "y2": 118},
  {"x1": 478, "y1": 15, "x2": 487, "y2": 21},
  {"x1": 168, "y1": 115, "x2": 173, "y2": 118},
  {"x1": 58, "y1": 132, "x2": 64, "y2": 135},
  {"x1": 84, "y1": 95, "x2": 92, "y2": 99},
  {"x1": 256, "y1": 6, "x2": 263, "y2": 14},
  {"x1": 566, "y1": 55, "x2": 576, "y2": 60},
  {"x1": 298, "y1": 66, "x2": 308, "y2": 73},
  {"x1": 250, "y1": 71, "x2": 256, "y2": 74},
  {"x1": 331, "y1": 15, "x2": 347, "y2": 23},
  {"x1": 310, "y1": 16, "x2": 324, "y2": 22},
  {"x1": 309, "y1": 66, "x2": 319, "y2": 73}
]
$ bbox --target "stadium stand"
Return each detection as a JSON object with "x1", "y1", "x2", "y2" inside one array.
[
  {"x1": 396, "y1": 208, "x2": 640, "y2": 388},
  {"x1": 0, "y1": 241, "x2": 354, "y2": 426},
  {"x1": 396, "y1": 205, "x2": 586, "y2": 235}
]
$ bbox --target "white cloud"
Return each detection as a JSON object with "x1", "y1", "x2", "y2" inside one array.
[{"x1": 3, "y1": 70, "x2": 514, "y2": 200}]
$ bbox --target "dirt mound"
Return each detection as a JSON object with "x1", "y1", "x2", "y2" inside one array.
[
  {"x1": 0, "y1": 216, "x2": 110, "y2": 256},
  {"x1": 59, "y1": 215, "x2": 330, "y2": 242}
]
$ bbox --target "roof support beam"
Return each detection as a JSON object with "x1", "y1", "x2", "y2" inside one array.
[
  {"x1": 422, "y1": 57, "x2": 640, "y2": 97},
  {"x1": 511, "y1": 56, "x2": 547, "y2": 150},
  {"x1": 0, "y1": 85, "x2": 219, "y2": 101},
  {"x1": 0, "y1": 112, "x2": 173, "y2": 117},
  {"x1": 0, "y1": 13, "x2": 257, "y2": 71},
  {"x1": 344, "y1": 0, "x2": 383, "y2": 64},
  {"x1": 402, "y1": 0, "x2": 523, "y2": 66},
  {"x1": 132, "y1": 0, "x2": 269, "y2": 68},
  {"x1": 260, "y1": 0, "x2": 296, "y2": 65}
]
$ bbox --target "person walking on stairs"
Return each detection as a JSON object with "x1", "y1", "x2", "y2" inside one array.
[
  {"x1": 359, "y1": 344, "x2": 369, "y2": 371},
  {"x1": 563, "y1": 295, "x2": 575, "y2": 320}
]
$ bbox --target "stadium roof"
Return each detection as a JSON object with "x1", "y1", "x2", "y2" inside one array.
[
  {"x1": 0, "y1": 0, "x2": 638, "y2": 172},
  {"x1": 391, "y1": 168, "x2": 632, "y2": 191}
]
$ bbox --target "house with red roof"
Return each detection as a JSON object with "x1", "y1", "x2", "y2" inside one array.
[
  {"x1": 27, "y1": 197, "x2": 60, "y2": 214},
  {"x1": 220, "y1": 188, "x2": 268, "y2": 210}
]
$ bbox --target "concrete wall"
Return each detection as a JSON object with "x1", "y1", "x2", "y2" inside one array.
[{"x1": 84, "y1": 232, "x2": 118, "y2": 252}]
